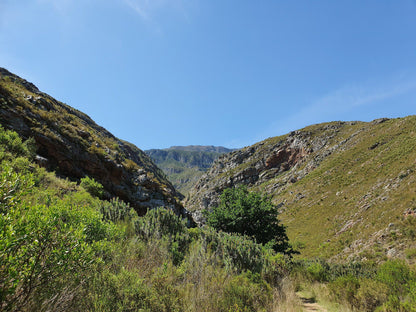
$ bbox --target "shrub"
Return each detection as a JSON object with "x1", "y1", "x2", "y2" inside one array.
[
  {"x1": 0, "y1": 126, "x2": 35, "y2": 161},
  {"x1": 0, "y1": 168, "x2": 98, "y2": 311},
  {"x1": 206, "y1": 186, "x2": 291, "y2": 253},
  {"x1": 376, "y1": 260, "x2": 416, "y2": 311},
  {"x1": 135, "y1": 207, "x2": 188, "y2": 240},
  {"x1": 201, "y1": 227, "x2": 268, "y2": 274},
  {"x1": 123, "y1": 158, "x2": 140, "y2": 171},
  {"x1": 355, "y1": 278, "x2": 388, "y2": 311},
  {"x1": 220, "y1": 272, "x2": 272, "y2": 312},
  {"x1": 135, "y1": 208, "x2": 191, "y2": 265},
  {"x1": 328, "y1": 275, "x2": 360, "y2": 307},
  {"x1": 80, "y1": 176, "x2": 104, "y2": 199},
  {"x1": 377, "y1": 260, "x2": 413, "y2": 296},
  {"x1": 100, "y1": 197, "x2": 137, "y2": 223},
  {"x1": 306, "y1": 262, "x2": 329, "y2": 282}
]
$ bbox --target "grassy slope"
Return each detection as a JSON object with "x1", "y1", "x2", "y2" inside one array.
[
  {"x1": 269, "y1": 117, "x2": 416, "y2": 260},
  {"x1": 189, "y1": 116, "x2": 416, "y2": 261}
]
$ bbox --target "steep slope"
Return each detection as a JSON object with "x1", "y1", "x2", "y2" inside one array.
[
  {"x1": 186, "y1": 117, "x2": 416, "y2": 261},
  {"x1": 0, "y1": 67, "x2": 186, "y2": 216},
  {"x1": 145, "y1": 146, "x2": 235, "y2": 195}
]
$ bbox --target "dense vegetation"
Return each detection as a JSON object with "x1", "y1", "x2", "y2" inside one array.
[
  {"x1": 0, "y1": 126, "x2": 281, "y2": 311},
  {"x1": 1, "y1": 126, "x2": 416, "y2": 311},
  {"x1": 206, "y1": 186, "x2": 291, "y2": 254}
]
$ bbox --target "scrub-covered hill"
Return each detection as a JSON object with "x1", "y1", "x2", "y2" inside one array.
[
  {"x1": 186, "y1": 116, "x2": 416, "y2": 261},
  {"x1": 0, "y1": 67, "x2": 186, "y2": 216}
]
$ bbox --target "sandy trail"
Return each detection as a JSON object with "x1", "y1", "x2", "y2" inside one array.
[{"x1": 297, "y1": 293, "x2": 327, "y2": 312}]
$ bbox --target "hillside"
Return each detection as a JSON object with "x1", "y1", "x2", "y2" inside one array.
[
  {"x1": 0, "y1": 124, "x2": 287, "y2": 311},
  {"x1": 1, "y1": 68, "x2": 416, "y2": 311},
  {"x1": 145, "y1": 146, "x2": 234, "y2": 195},
  {"x1": 0, "y1": 67, "x2": 186, "y2": 216},
  {"x1": 186, "y1": 117, "x2": 416, "y2": 261}
]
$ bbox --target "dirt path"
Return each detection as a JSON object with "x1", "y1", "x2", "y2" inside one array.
[{"x1": 297, "y1": 293, "x2": 327, "y2": 312}]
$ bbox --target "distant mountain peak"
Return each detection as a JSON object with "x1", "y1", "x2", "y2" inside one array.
[
  {"x1": 145, "y1": 145, "x2": 236, "y2": 195},
  {"x1": 165, "y1": 145, "x2": 237, "y2": 153}
]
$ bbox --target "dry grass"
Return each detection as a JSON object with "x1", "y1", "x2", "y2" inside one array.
[{"x1": 272, "y1": 277, "x2": 303, "y2": 312}]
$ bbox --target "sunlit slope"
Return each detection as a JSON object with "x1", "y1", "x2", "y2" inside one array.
[
  {"x1": 0, "y1": 67, "x2": 185, "y2": 215},
  {"x1": 276, "y1": 116, "x2": 416, "y2": 260},
  {"x1": 187, "y1": 116, "x2": 416, "y2": 261}
]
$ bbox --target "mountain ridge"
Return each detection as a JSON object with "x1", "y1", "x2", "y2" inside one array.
[
  {"x1": 0, "y1": 67, "x2": 187, "y2": 217},
  {"x1": 164, "y1": 145, "x2": 236, "y2": 153},
  {"x1": 185, "y1": 116, "x2": 416, "y2": 261},
  {"x1": 145, "y1": 146, "x2": 235, "y2": 195}
]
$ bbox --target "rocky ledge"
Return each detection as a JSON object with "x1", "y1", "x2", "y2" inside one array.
[
  {"x1": 185, "y1": 121, "x2": 364, "y2": 224},
  {"x1": 0, "y1": 67, "x2": 188, "y2": 218}
]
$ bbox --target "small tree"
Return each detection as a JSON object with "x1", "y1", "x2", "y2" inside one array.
[{"x1": 206, "y1": 186, "x2": 291, "y2": 254}]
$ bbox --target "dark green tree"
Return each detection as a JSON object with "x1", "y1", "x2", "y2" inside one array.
[{"x1": 206, "y1": 186, "x2": 291, "y2": 254}]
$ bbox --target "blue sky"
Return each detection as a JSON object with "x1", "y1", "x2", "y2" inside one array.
[{"x1": 1, "y1": 1, "x2": 416, "y2": 150}]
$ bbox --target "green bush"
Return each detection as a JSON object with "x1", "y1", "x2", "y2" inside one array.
[
  {"x1": 100, "y1": 197, "x2": 137, "y2": 223},
  {"x1": 80, "y1": 176, "x2": 105, "y2": 199},
  {"x1": 328, "y1": 275, "x2": 360, "y2": 307},
  {"x1": 377, "y1": 260, "x2": 413, "y2": 296},
  {"x1": 83, "y1": 269, "x2": 165, "y2": 312},
  {"x1": 201, "y1": 227, "x2": 269, "y2": 274},
  {"x1": 135, "y1": 208, "x2": 191, "y2": 265},
  {"x1": 0, "y1": 167, "x2": 98, "y2": 311},
  {"x1": 135, "y1": 207, "x2": 188, "y2": 240},
  {"x1": 0, "y1": 126, "x2": 35, "y2": 161},
  {"x1": 206, "y1": 186, "x2": 291, "y2": 253},
  {"x1": 355, "y1": 278, "x2": 388, "y2": 311},
  {"x1": 306, "y1": 262, "x2": 329, "y2": 282},
  {"x1": 220, "y1": 272, "x2": 272, "y2": 312},
  {"x1": 376, "y1": 260, "x2": 416, "y2": 311},
  {"x1": 292, "y1": 259, "x2": 377, "y2": 284}
]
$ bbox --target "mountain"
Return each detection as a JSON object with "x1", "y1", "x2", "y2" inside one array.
[
  {"x1": 0, "y1": 67, "x2": 186, "y2": 217},
  {"x1": 185, "y1": 117, "x2": 416, "y2": 261},
  {"x1": 167, "y1": 145, "x2": 235, "y2": 153},
  {"x1": 145, "y1": 146, "x2": 235, "y2": 195}
]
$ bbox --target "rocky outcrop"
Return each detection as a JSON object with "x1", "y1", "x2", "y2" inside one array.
[
  {"x1": 0, "y1": 67, "x2": 187, "y2": 217},
  {"x1": 186, "y1": 116, "x2": 416, "y2": 261},
  {"x1": 185, "y1": 122, "x2": 362, "y2": 223}
]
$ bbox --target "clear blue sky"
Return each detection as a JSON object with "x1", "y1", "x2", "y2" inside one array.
[{"x1": 1, "y1": 1, "x2": 416, "y2": 150}]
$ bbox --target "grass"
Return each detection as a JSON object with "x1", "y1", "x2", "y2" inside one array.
[
  {"x1": 275, "y1": 116, "x2": 416, "y2": 259},
  {"x1": 188, "y1": 115, "x2": 416, "y2": 261}
]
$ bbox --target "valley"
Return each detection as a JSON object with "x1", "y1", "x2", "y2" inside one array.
[
  {"x1": 145, "y1": 145, "x2": 235, "y2": 195},
  {"x1": 1, "y1": 68, "x2": 415, "y2": 311}
]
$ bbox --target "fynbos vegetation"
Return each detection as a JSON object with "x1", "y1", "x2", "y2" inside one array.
[{"x1": 1, "y1": 68, "x2": 416, "y2": 311}]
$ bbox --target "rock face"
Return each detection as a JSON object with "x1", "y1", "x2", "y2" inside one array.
[
  {"x1": 0, "y1": 67, "x2": 186, "y2": 217},
  {"x1": 186, "y1": 117, "x2": 416, "y2": 261},
  {"x1": 145, "y1": 146, "x2": 235, "y2": 195},
  {"x1": 185, "y1": 123, "x2": 356, "y2": 221}
]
